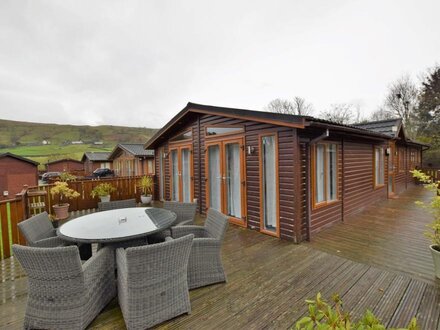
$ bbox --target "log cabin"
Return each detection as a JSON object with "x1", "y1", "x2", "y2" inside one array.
[
  {"x1": 82, "y1": 152, "x2": 112, "y2": 175},
  {"x1": 144, "y1": 103, "x2": 425, "y2": 242},
  {"x1": 46, "y1": 158, "x2": 84, "y2": 174},
  {"x1": 0, "y1": 153, "x2": 39, "y2": 200},
  {"x1": 109, "y1": 143, "x2": 155, "y2": 177}
]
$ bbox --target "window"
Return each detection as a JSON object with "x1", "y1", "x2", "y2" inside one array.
[
  {"x1": 170, "y1": 130, "x2": 192, "y2": 142},
  {"x1": 374, "y1": 147, "x2": 385, "y2": 187},
  {"x1": 398, "y1": 148, "x2": 405, "y2": 172},
  {"x1": 260, "y1": 134, "x2": 278, "y2": 235},
  {"x1": 147, "y1": 159, "x2": 154, "y2": 175},
  {"x1": 159, "y1": 148, "x2": 165, "y2": 200},
  {"x1": 206, "y1": 126, "x2": 243, "y2": 136},
  {"x1": 312, "y1": 143, "x2": 338, "y2": 207}
]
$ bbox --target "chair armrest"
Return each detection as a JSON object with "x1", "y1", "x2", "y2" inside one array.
[
  {"x1": 83, "y1": 246, "x2": 115, "y2": 287},
  {"x1": 33, "y1": 236, "x2": 66, "y2": 248},
  {"x1": 177, "y1": 219, "x2": 193, "y2": 226},
  {"x1": 193, "y1": 238, "x2": 221, "y2": 248},
  {"x1": 171, "y1": 225, "x2": 207, "y2": 239}
]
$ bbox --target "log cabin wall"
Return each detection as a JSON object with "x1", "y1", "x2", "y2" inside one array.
[
  {"x1": 154, "y1": 113, "x2": 301, "y2": 241},
  {"x1": 342, "y1": 139, "x2": 388, "y2": 218}
]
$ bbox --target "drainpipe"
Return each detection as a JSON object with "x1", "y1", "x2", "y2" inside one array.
[{"x1": 306, "y1": 129, "x2": 329, "y2": 240}]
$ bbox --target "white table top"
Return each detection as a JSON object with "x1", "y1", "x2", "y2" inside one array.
[{"x1": 57, "y1": 207, "x2": 176, "y2": 243}]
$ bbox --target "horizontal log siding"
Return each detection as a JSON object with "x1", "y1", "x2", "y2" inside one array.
[
  {"x1": 299, "y1": 142, "x2": 309, "y2": 240},
  {"x1": 343, "y1": 141, "x2": 387, "y2": 218},
  {"x1": 395, "y1": 145, "x2": 408, "y2": 194},
  {"x1": 154, "y1": 113, "x2": 299, "y2": 240},
  {"x1": 309, "y1": 140, "x2": 343, "y2": 235}
]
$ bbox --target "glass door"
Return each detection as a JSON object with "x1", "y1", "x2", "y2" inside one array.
[
  {"x1": 169, "y1": 144, "x2": 193, "y2": 203},
  {"x1": 206, "y1": 138, "x2": 246, "y2": 226}
]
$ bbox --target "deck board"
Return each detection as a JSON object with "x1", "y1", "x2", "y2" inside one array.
[{"x1": 1, "y1": 185, "x2": 439, "y2": 329}]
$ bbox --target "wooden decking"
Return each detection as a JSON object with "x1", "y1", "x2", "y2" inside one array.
[{"x1": 1, "y1": 186, "x2": 439, "y2": 329}]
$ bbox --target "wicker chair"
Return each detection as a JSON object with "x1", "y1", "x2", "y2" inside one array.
[
  {"x1": 171, "y1": 208, "x2": 229, "y2": 289},
  {"x1": 148, "y1": 202, "x2": 197, "y2": 243},
  {"x1": 12, "y1": 244, "x2": 116, "y2": 330},
  {"x1": 17, "y1": 211, "x2": 65, "y2": 247},
  {"x1": 98, "y1": 198, "x2": 137, "y2": 212},
  {"x1": 116, "y1": 234, "x2": 194, "y2": 330}
]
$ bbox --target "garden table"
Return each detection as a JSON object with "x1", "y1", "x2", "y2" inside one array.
[{"x1": 57, "y1": 207, "x2": 177, "y2": 259}]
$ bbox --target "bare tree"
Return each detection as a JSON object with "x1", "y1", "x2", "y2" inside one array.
[
  {"x1": 319, "y1": 103, "x2": 354, "y2": 124},
  {"x1": 266, "y1": 97, "x2": 314, "y2": 115},
  {"x1": 292, "y1": 96, "x2": 314, "y2": 116},
  {"x1": 369, "y1": 106, "x2": 396, "y2": 121},
  {"x1": 266, "y1": 98, "x2": 295, "y2": 114},
  {"x1": 384, "y1": 75, "x2": 418, "y2": 136}
]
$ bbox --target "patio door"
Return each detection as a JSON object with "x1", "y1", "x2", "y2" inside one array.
[
  {"x1": 169, "y1": 144, "x2": 193, "y2": 203},
  {"x1": 206, "y1": 137, "x2": 246, "y2": 226}
]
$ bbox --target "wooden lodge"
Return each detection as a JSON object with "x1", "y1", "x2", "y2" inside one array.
[
  {"x1": 81, "y1": 151, "x2": 112, "y2": 175},
  {"x1": 109, "y1": 143, "x2": 155, "y2": 177},
  {"x1": 0, "y1": 153, "x2": 39, "y2": 200},
  {"x1": 145, "y1": 103, "x2": 426, "y2": 242},
  {"x1": 46, "y1": 158, "x2": 84, "y2": 173}
]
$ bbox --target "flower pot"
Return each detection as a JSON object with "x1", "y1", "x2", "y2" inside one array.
[
  {"x1": 141, "y1": 195, "x2": 152, "y2": 204},
  {"x1": 430, "y1": 245, "x2": 440, "y2": 279},
  {"x1": 53, "y1": 204, "x2": 70, "y2": 220},
  {"x1": 100, "y1": 195, "x2": 111, "y2": 203}
]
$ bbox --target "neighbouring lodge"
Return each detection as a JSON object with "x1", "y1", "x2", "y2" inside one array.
[
  {"x1": 145, "y1": 102, "x2": 426, "y2": 242},
  {"x1": 109, "y1": 143, "x2": 155, "y2": 177},
  {"x1": 82, "y1": 152, "x2": 112, "y2": 175}
]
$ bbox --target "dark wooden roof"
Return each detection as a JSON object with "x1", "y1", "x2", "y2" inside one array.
[
  {"x1": 145, "y1": 102, "x2": 392, "y2": 149},
  {"x1": 46, "y1": 158, "x2": 83, "y2": 165},
  {"x1": 355, "y1": 119, "x2": 402, "y2": 138},
  {"x1": 108, "y1": 143, "x2": 154, "y2": 160},
  {"x1": 81, "y1": 152, "x2": 111, "y2": 162},
  {"x1": 0, "y1": 152, "x2": 39, "y2": 166}
]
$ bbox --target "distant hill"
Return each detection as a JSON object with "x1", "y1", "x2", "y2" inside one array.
[{"x1": 0, "y1": 119, "x2": 158, "y2": 168}]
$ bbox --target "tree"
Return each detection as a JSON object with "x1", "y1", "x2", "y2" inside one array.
[
  {"x1": 319, "y1": 103, "x2": 354, "y2": 124},
  {"x1": 383, "y1": 75, "x2": 418, "y2": 137},
  {"x1": 369, "y1": 106, "x2": 396, "y2": 122},
  {"x1": 266, "y1": 97, "x2": 313, "y2": 116},
  {"x1": 417, "y1": 65, "x2": 440, "y2": 137}
]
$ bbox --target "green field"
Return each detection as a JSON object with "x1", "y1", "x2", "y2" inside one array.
[{"x1": 0, "y1": 119, "x2": 158, "y2": 169}]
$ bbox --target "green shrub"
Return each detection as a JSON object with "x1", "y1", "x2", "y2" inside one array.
[{"x1": 295, "y1": 293, "x2": 418, "y2": 330}]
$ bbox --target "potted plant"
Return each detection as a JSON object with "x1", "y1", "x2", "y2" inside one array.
[
  {"x1": 91, "y1": 183, "x2": 116, "y2": 202},
  {"x1": 411, "y1": 169, "x2": 440, "y2": 278},
  {"x1": 138, "y1": 175, "x2": 153, "y2": 204},
  {"x1": 50, "y1": 181, "x2": 80, "y2": 219}
]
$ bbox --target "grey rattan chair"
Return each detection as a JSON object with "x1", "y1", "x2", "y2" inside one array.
[
  {"x1": 17, "y1": 211, "x2": 65, "y2": 247},
  {"x1": 12, "y1": 244, "x2": 116, "y2": 330},
  {"x1": 148, "y1": 201, "x2": 197, "y2": 243},
  {"x1": 116, "y1": 234, "x2": 194, "y2": 330},
  {"x1": 98, "y1": 198, "x2": 136, "y2": 212},
  {"x1": 171, "y1": 208, "x2": 229, "y2": 289}
]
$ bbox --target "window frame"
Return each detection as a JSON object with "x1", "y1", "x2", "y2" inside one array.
[
  {"x1": 373, "y1": 146, "x2": 385, "y2": 188},
  {"x1": 311, "y1": 142, "x2": 339, "y2": 209},
  {"x1": 259, "y1": 132, "x2": 280, "y2": 238},
  {"x1": 205, "y1": 124, "x2": 244, "y2": 139}
]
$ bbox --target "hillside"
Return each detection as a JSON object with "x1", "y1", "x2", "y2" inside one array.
[{"x1": 0, "y1": 119, "x2": 158, "y2": 167}]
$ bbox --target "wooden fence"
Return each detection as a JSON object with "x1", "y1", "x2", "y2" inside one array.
[{"x1": 0, "y1": 176, "x2": 151, "y2": 259}]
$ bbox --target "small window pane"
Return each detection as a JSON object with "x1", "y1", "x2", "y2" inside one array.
[
  {"x1": 315, "y1": 145, "x2": 325, "y2": 203},
  {"x1": 170, "y1": 130, "x2": 192, "y2": 142},
  {"x1": 206, "y1": 126, "x2": 243, "y2": 136},
  {"x1": 171, "y1": 150, "x2": 179, "y2": 201},
  {"x1": 375, "y1": 148, "x2": 384, "y2": 185},
  {"x1": 262, "y1": 136, "x2": 277, "y2": 232}
]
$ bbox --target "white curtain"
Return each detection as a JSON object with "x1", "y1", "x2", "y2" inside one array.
[
  {"x1": 171, "y1": 150, "x2": 179, "y2": 201},
  {"x1": 208, "y1": 146, "x2": 221, "y2": 211},
  {"x1": 326, "y1": 145, "x2": 337, "y2": 201},
  {"x1": 262, "y1": 136, "x2": 276, "y2": 230},
  {"x1": 226, "y1": 143, "x2": 241, "y2": 218},
  {"x1": 159, "y1": 150, "x2": 164, "y2": 200},
  {"x1": 316, "y1": 145, "x2": 325, "y2": 203},
  {"x1": 182, "y1": 149, "x2": 191, "y2": 202}
]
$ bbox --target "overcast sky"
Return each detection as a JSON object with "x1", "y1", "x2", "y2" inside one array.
[{"x1": 0, "y1": 0, "x2": 439, "y2": 128}]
